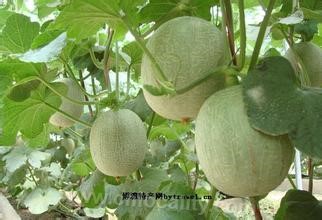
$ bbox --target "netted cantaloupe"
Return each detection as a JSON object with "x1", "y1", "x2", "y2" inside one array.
[
  {"x1": 141, "y1": 16, "x2": 228, "y2": 121},
  {"x1": 285, "y1": 42, "x2": 322, "y2": 87},
  {"x1": 49, "y1": 78, "x2": 84, "y2": 128},
  {"x1": 195, "y1": 85, "x2": 294, "y2": 197},
  {"x1": 90, "y1": 109, "x2": 147, "y2": 176}
]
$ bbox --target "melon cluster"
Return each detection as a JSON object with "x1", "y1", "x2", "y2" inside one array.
[
  {"x1": 285, "y1": 42, "x2": 322, "y2": 87},
  {"x1": 195, "y1": 85, "x2": 295, "y2": 197},
  {"x1": 49, "y1": 78, "x2": 84, "y2": 128},
  {"x1": 141, "y1": 16, "x2": 228, "y2": 121},
  {"x1": 89, "y1": 109, "x2": 147, "y2": 176}
]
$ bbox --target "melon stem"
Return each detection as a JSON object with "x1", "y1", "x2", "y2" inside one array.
[
  {"x1": 249, "y1": 197, "x2": 263, "y2": 220},
  {"x1": 248, "y1": 0, "x2": 277, "y2": 71}
]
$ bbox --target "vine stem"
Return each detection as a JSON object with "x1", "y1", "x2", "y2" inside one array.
[
  {"x1": 287, "y1": 174, "x2": 297, "y2": 189},
  {"x1": 308, "y1": 158, "x2": 314, "y2": 193},
  {"x1": 44, "y1": 102, "x2": 92, "y2": 128},
  {"x1": 121, "y1": 15, "x2": 174, "y2": 91},
  {"x1": 126, "y1": 64, "x2": 131, "y2": 96},
  {"x1": 115, "y1": 41, "x2": 120, "y2": 102},
  {"x1": 250, "y1": 197, "x2": 263, "y2": 220},
  {"x1": 204, "y1": 186, "x2": 217, "y2": 219},
  {"x1": 248, "y1": 0, "x2": 277, "y2": 71},
  {"x1": 146, "y1": 111, "x2": 156, "y2": 138},
  {"x1": 89, "y1": 48, "x2": 103, "y2": 70},
  {"x1": 79, "y1": 70, "x2": 94, "y2": 118},
  {"x1": 61, "y1": 57, "x2": 97, "y2": 98},
  {"x1": 27, "y1": 164, "x2": 39, "y2": 186},
  {"x1": 103, "y1": 28, "x2": 114, "y2": 91},
  {"x1": 12, "y1": 76, "x2": 96, "y2": 105},
  {"x1": 223, "y1": 0, "x2": 237, "y2": 65},
  {"x1": 237, "y1": 0, "x2": 246, "y2": 70}
]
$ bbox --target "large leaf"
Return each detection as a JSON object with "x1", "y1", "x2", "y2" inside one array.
[
  {"x1": 0, "y1": 83, "x2": 66, "y2": 145},
  {"x1": 275, "y1": 189, "x2": 322, "y2": 219},
  {"x1": 139, "y1": 0, "x2": 216, "y2": 24},
  {"x1": 0, "y1": 14, "x2": 39, "y2": 53},
  {"x1": 23, "y1": 187, "x2": 62, "y2": 214},
  {"x1": 2, "y1": 146, "x2": 51, "y2": 172},
  {"x1": 300, "y1": 0, "x2": 322, "y2": 10},
  {"x1": 242, "y1": 56, "x2": 322, "y2": 158},
  {"x1": 50, "y1": 0, "x2": 123, "y2": 40},
  {"x1": 19, "y1": 32, "x2": 67, "y2": 63}
]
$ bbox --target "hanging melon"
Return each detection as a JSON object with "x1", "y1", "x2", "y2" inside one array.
[
  {"x1": 90, "y1": 109, "x2": 147, "y2": 176},
  {"x1": 49, "y1": 78, "x2": 84, "y2": 128},
  {"x1": 195, "y1": 85, "x2": 294, "y2": 197},
  {"x1": 285, "y1": 42, "x2": 322, "y2": 87},
  {"x1": 141, "y1": 16, "x2": 229, "y2": 121}
]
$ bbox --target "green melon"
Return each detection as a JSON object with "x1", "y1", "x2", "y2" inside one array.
[
  {"x1": 141, "y1": 16, "x2": 228, "y2": 121},
  {"x1": 90, "y1": 109, "x2": 147, "y2": 176},
  {"x1": 49, "y1": 78, "x2": 84, "y2": 128},
  {"x1": 195, "y1": 85, "x2": 294, "y2": 197},
  {"x1": 285, "y1": 42, "x2": 322, "y2": 87},
  {"x1": 61, "y1": 137, "x2": 75, "y2": 155}
]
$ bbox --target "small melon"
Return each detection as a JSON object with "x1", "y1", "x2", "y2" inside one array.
[
  {"x1": 61, "y1": 137, "x2": 75, "y2": 155},
  {"x1": 90, "y1": 109, "x2": 147, "y2": 176},
  {"x1": 285, "y1": 42, "x2": 322, "y2": 87},
  {"x1": 195, "y1": 85, "x2": 294, "y2": 197},
  {"x1": 49, "y1": 78, "x2": 84, "y2": 128},
  {"x1": 141, "y1": 16, "x2": 228, "y2": 121}
]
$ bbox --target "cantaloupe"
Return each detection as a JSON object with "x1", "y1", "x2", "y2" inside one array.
[
  {"x1": 195, "y1": 85, "x2": 294, "y2": 197},
  {"x1": 89, "y1": 109, "x2": 147, "y2": 176},
  {"x1": 49, "y1": 78, "x2": 84, "y2": 128},
  {"x1": 285, "y1": 42, "x2": 322, "y2": 87},
  {"x1": 141, "y1": 16, "x2": 228, "y2": 121}
]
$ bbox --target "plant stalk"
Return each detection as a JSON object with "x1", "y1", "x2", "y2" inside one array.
[
  {"x1": 103, "y1": 28, "x2": 114, "y2": 91},
  {"x1": 146, "y1": 111, "x2": 156, "y2": 138},
  {"x1": 115, "y1": 41, "x2": 120, "y2": 102},
  {"x1": 237, "y1": 0, "x2": 246, "y2": 70},
  {"x1": 287, "y1": 174, "x2": 297, "y2": 189},
  {"x1": 249, "y1": 0, "x2": 277, "y2": 71},
  {"x1": 223, "y1": 0, "x2": 237, "y2": 65},
  {"x1": 44, "y1": 102, "x2": 92, "y2": 128},
  {"x1": 308, "y1": 157, "x2": 314, "y2": 193},
  {"x1": 204, "y1": 186, "x2": 217, "y2": 219},
  {"x1": 78, "y1": 70, "x2": 94, "y2": 118},
  {"x1": 121, "y1": 15, "x2": 174, "y2": 91},
  {"x1": 250, "y1": 197, "x2": 263, "y2": 220}
]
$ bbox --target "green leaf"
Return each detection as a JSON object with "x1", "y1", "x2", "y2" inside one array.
[
  {"x1": 0, "y1": 9, "x2": 15, "y2": 27},
  {"x1": 0, "y1": 59, "x2": 47, "y2": 97},
  {"x1": 31, "y1": 30, "x2": 63, "y2": 49},
  {"x1": 35, "y1": 0, "x2": 60, "y2": 18},
  {"x1": 294, "y1": 19, "x2": 319, "y2": 41},
  {"x1": 79, "y1": 169, "x2": 106, "y2": 207},
  {"x1": 139, "y1": 0, "x2": 216, "y2": 24},
  {"x1": 275, "y1": 189, "x2": 322, "y2": 220},
  {"x1": 279, "y1": 10, "x2": 304, "y2": 25},
  {"x1": 19, "y1": 32, "x2": 67, "y2": 63},
  {"x1": 243, "y1": 56, "x2": 322, "y2": 158},
  {"x1": 122, "y1": 41, "x2": 143, "y2": 76},
  {"x1": 123, "y1": 90, "x2": 152, "y2": 121},
  {"x1": 2, "y1": 146, "x2": 51, "y2": 172},
  {"x1": 208, "y1": 206, "x2": 235, "y2": 220},
  {"x1": 146, "y1": 182, "x2": 202, "y2": 220},
  {"x1": 0, "y1": 83, "x2": 65, "y2": 145},
  {"x1": 84, "y1": 207, "x2": 106, "y2": 218},
  {"x1": 23, "y1": 187, "x2": 62, "y2": 214},
  {"x1": 7, "y1": 80, "x2": 40, "y2": 102},
  {"x1": 300, "y1": 0, "x2": 322, "y2": 10},
  {"x1": 0, "y1": 14, "x2": 39, "y2": 53},
  {"x1": 26, "y1": 123, "x2": 58, "y2": 148},
  {"x1": 50, "y1": 0, "x2": 122, "y2": 40},
  {"x1": 302, "y1": 8, "x2": 322, "y2": 22}
]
